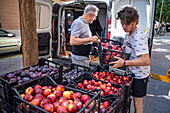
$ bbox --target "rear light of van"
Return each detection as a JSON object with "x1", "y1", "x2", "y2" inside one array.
[
  {"x1": 52, "y1": 18, "x2": 54, "y2": 37},
  {"x1": 107, "y1": 14, "x2": 112, "y2": 39}
]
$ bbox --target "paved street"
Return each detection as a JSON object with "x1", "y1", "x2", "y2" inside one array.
[
  {"x1": 0, "y1": 33, "x2": 170, "y2": 113},
  {"x1": 143, "y1": 32, "x2": 170, "y2": 113}
]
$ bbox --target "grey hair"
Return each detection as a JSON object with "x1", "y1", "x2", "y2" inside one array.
[{"x1": 84, "y1": 4, "x2": 99, "y2": 15}]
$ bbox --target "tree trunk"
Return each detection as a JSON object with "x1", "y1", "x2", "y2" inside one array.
[{"x1": 18, "y1": 0, "x2": 39, "y2": 68}]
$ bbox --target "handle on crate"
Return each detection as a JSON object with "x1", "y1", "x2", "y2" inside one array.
[{"x1": 0, "y1": 84, "x2": 3, "y2": 88}]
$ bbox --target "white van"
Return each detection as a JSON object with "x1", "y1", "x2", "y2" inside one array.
[{"x1": 36, "y1": 0, "x2": 156, "y2": 65}]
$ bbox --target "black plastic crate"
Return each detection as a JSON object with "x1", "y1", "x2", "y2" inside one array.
[
  {"x1": 62, "y1": 63, "x2": 91, "y2": 85},
  {"x1": 0, "y1": 58, "x2": 62, "y2": 111},
  {"x1": 99, "y1": 98, "x2": 118, "y2": 113},
  {"x1": 69, "y1": 72, "x2": 126, "y2": 105},
  {"x1": 98, "y1": 38, "x2": 130, "y2": 70},
  {"x1": 123, "y1": 98, "x2": 132, "y2": 113},
  {"x1": 13, "y1": 76, "x2": 101, "y2": 113},
  {"x1": 93, "y1": 65, "x2": 134, "y2": 101}
]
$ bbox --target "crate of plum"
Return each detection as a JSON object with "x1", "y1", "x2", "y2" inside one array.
[
  {"x1": 98, "y1": 38, "x2": 130, "y2": 69},
  {"x1": 69, "y1": 72, "x2": 126, "y2": 105},
  {"x1": 0, "y1": 58, "x2": 62, "y2": 110},
  {"x1": 13, "y1": 76, "x2": 102, "y2": 113},
  {"x1": 62, "y1": 63, "x2": 90, "y2": 85}
]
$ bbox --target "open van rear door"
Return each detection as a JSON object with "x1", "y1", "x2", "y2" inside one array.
[
  {"x1": 35, "y1": 0, "x2": 53, "y2": 58},
  {"x1": 110, "y1": 0, "x2": 156, "y2": 55}
]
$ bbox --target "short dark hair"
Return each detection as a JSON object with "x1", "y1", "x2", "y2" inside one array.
[{"x1": 116, "y1": 7, "x2": 139, "y2": 25}]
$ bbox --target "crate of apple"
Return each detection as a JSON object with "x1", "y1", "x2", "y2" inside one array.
[
  {"x1": 13, "y1": 76, "x2": 102, "y2": 113},
  {"x1": 71, "y1": 73, "x2": 126, "y2": 104},
  {"x1": 62, "y1": 63, "x2": 90, "y2": 85},
  {"x1": 98, "y1": 38, "x2": 130, "y2": 67},
  {"x1": 92, "y1": 71, "x2": 131, "y2": 86}
]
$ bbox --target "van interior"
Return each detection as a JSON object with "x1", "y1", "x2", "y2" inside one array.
[{"x1": 52, "y1": 1, "x2": 108, "y2": 63}]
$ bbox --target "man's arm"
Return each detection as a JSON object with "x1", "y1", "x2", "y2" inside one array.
[
  {"x1": 109, "y1": 53, "x2": 150, "y2": 68},
  {"x1": 125, "y1": 53, "x2": 150, "y2": 66},
  {"x1": 70, "y1": 35, "x2": 99, "y2": 46}
]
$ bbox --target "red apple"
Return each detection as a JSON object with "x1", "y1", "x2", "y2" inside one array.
[
  {"x1": 91, "y1": 79, "x2": 95, "y2": 83},
  {"x1": 20, "y1": 94, "x2": 25, "y2": 99},
  {"x1": 61, "y1": 100, "x2": 70, "y2": 109},
  {"x1": 108, "y1": 91, "x2": 114, "y2": 95},
  {"x1": 58, "y1": 97, "x2": 67, "y2": 103},
  {"x1": 63, "y1": 91, "x2": 72, "y2": 100},
  {"x1": 104, "y1": 89, "x2": 109, "y2": 95},
  {"x1": 73, "y1": 92, "x2": 82, "y2": 99},
  {"x1": 103, "y1": 101, "x2": 110, "y2": 108},
  {"x1": 126, "y1": 76, "x2": 129, "y2": 81},
  {"x1": 30, "y1": 98, "x2": 41, "y2": 106},
  {"x1": 55, "y1": 85, "x2": 65, "y2": 92},
  {"x1": 43, "y1": 88, "x2": 51, "y2": 97},
  {"x1": 113, "y1": 88, "x2": 118, "y2": 93},
  {"x1": 68, "y1": 103, "x2": 78, "y2": 113},
  {"x1": 57, "y1": 106, "x2": 68, "y2": 113},
  {"x1": 23, "y1": 94, "x2": 33, "y2": 102},
  {"x1": 76, "y1": 101, "x2": 83, "y2": 110},
  {"x1": 35, "y1": 88, "x2": 43, "y2": 94},
  {"x1": 84, "y1": 100, "x2": 94, "y2": 109},
  {"x1": 53, "y1": 90, "x2": 61, "y2": 98},
  {"x1": 86, "y1": 84, "x2": 92, "y2": 90},
  {"x1": 48, "y1": 86, "x2": 53, "y2": 90},
  {"x1": 93, "y1": 82, "x2": 98, "y2": 86},
  {"x1": 33, "y1": 85, "x2": 42, "y2": 90},
  {"x1": 77, "y1": 83, "x2": 83, "y2": 88},
  {"x1": 53, "y1": 102, "x2": 61, "y2": 110},
  {"x1": 83, "y1": 80, "x2": 88, "y2": 87},
  {"x1": 74, "y1": 98, "x2": 81, "y2": 103},
  {"x1": 100, "y1": 84, "x2": 106, "y2": 90},
  {"x1": 47, "y1": 93, "x2": 56, "y2": 103},
  {"x1": 122, "y1": 76, "x2": 127, "y2": 81},
  {"x1": 81, "y1": 95, "x2": 90, "y2": 103},
  {"x1": 43, "y1": 104, "x2": 54, "y2": 112},
  {"x1": 42, "y1": 86, "x2": 49, "y2": 90},
  {"x1": 34, "y1": 94, "x2": 44, "y2": 101},
  {"x1": 40, "y1": 99, "x2": 51, "y2": 108},
  {"x1": 117, "y1": 79, "x2": 121, "y2": 84},
  {"x1": 25, "y1": 87, "x2": 34, "y2": 95}
]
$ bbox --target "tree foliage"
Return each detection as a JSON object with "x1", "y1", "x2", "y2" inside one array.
[{"x1": 155, "y1": 0, "x2": 170, "y2": 23}]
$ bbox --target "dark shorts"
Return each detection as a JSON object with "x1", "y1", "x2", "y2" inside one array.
[{"x1": 131, "y1": 76, "x2": 149, "y2": 97}]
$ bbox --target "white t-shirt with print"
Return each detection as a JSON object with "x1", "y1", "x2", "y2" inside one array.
[{"x1": 124, "y1": 28, "x2": 150, "y2": 79}]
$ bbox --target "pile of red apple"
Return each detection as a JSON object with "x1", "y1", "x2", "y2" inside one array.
[
  {"x1": 77, "y1": 79, "x2": 122, "y2": 96},
  {"x1": 92, "y1": 71, "x2": 131, "y2": 86},
  {"x1": 20, "y1": 84, "x2": 111, "y2": 113},
  {"x1": 0, "y1": 65, "x2": 58, "y2": 84},
  {"x1": 101, "y1": 42, "x2": 123, "y2": 64},
  {"x1": 101, "y1": 42, "x2": 123, "y2": 52}
]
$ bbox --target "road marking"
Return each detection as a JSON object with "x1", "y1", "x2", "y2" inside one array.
[
  {"x1": 165, "y1": 55, "x2": 170, "y2": 60},
  {"x1": 152, "y1": 48, "x2": 169, "y2": 52}
]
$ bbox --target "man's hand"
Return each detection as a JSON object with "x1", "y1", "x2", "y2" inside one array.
[
  {"x1": 90, "y1": 36, "x2": 100, "y2": 44},
  {"x1": 109, "y1": 56, "x2": 124, "y2": 68}
]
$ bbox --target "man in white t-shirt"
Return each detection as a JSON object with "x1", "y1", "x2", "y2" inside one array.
[{"x1": 109, "y1": 7, "x2": 150, "y2": 113}]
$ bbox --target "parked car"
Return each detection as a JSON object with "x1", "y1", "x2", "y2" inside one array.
[{"x1": 0, "y1": 28, "x2": 21, "y2": 54}]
